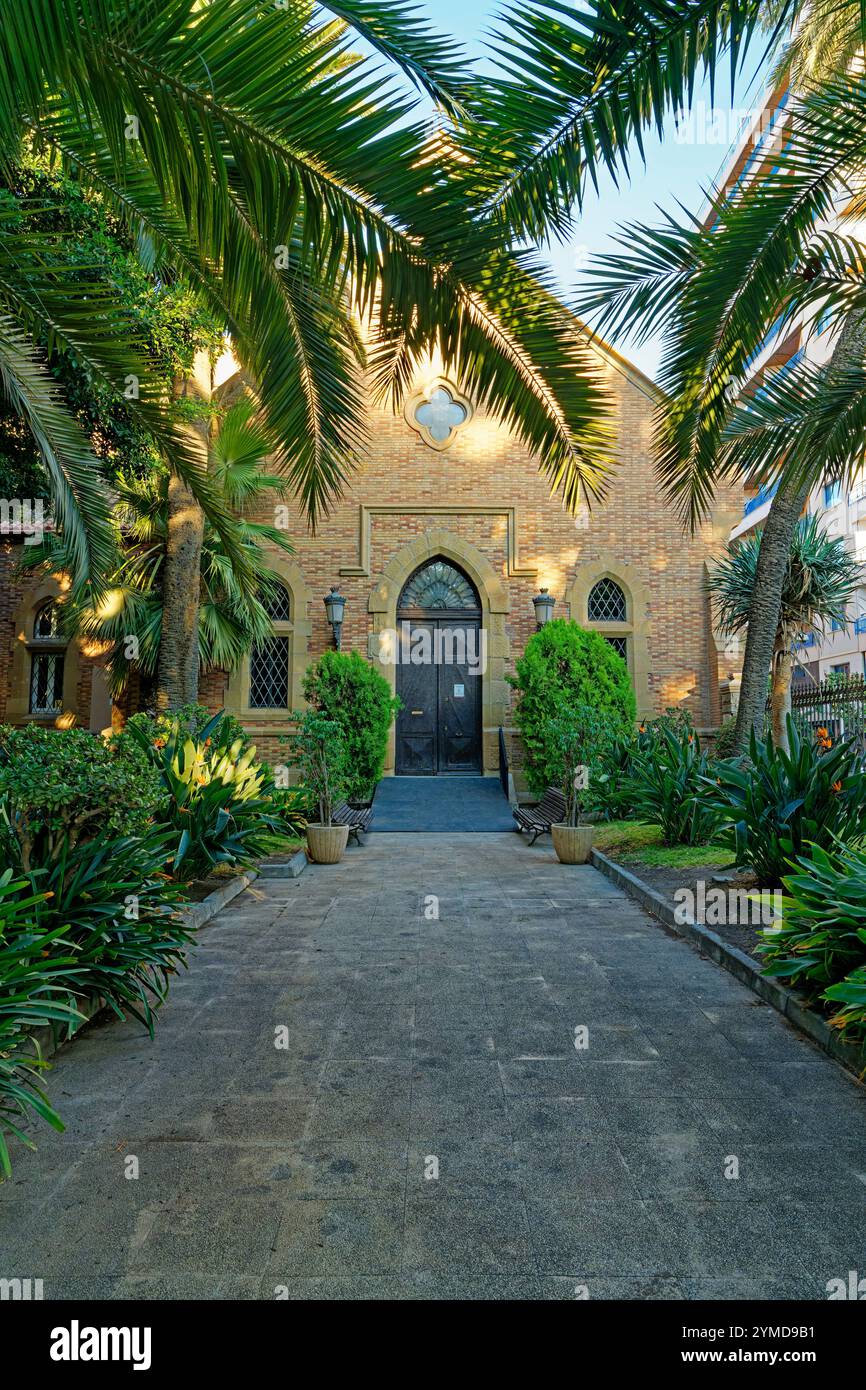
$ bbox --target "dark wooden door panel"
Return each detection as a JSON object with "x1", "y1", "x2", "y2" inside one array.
[
  {"x1": 438, "y1": 624, "x2": 482, "y2": 772},
  {"x1": 396, "y1": 623, "x2": 436, "y2": 774},
  {"x1": 396, "y1": 619, "x2": 482, "y2": 774}
]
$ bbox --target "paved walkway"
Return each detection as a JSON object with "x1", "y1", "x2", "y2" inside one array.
[
  {"x1": 373, "y1": 775, "x2": 514, "y2": 831},
  {"x1": 2, "y1": 834, "x2": 865, "y2": 1300}
]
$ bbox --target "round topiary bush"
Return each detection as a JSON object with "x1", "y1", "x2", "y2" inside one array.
[
  {"x1": 509, "y1": 619, "x2": 636, "y2": 795},
  {"x1": 302, "y1": 650, "x2": 400, "y2": 802}
]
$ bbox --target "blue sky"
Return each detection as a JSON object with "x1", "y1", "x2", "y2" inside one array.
[{"x1": 416, "y1": 0, "x2": 772, "y2": 380}]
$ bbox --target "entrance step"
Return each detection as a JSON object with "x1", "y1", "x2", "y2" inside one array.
[{"x1": 372, "y1": 775, "x2": 513, "y2": 832}]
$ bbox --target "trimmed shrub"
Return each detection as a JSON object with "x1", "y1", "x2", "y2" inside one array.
[
  {"x1": 303, "y1": 650, "x2": 399, "y2": 801},
  {"x1": 0, "y1": 724, "x2": 163, "y2": 870},
  {"x1": 510, "y1": 620, "x2": 636, "y2": 795}
]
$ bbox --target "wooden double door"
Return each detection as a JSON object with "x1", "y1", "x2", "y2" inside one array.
[{"x1": 395, "y1": 618, "x2": 482, "y2": 774}]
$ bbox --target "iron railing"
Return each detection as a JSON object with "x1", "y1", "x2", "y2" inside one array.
[{"x1": 787, "y1": 674, "x2": 866, "y2": 749}]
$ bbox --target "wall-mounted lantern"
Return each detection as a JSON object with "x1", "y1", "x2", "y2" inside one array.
[
  {"x1": 323, "y1": 585, "x2": 346, "y2": 650},
  {"x1": 532, "y1": 587, "x2": 556, "y2": 630}
]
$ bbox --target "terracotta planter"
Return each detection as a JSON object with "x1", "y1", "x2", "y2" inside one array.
[
  {"x1": 305, "y1": 823, "x2": 350, "y2": 864},
  {"x1": 551, "y1": 823, "x2": 594, "y2": 865}
]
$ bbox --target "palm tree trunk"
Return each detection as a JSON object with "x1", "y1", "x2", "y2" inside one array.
[
  {"x1": 732, "y1": 476, "x2": 810, "y2": 753},
  {"x1": 732, "y1": 314, "x2": 866, "y2": 755},
  {"x1": 770, "y1": 644, "x2": 795, "y2": 751},
  {"x1": 155, "y1": 352, "x2": 212, "y2": 712}
]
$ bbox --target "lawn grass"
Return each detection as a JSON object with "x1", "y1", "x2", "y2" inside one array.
[
  {"x1": 592, "y1": 819, "x2": 732, "y2": 869},
  {"x1": 259, "y1": 833, "x2": 305, "y2": 856}
]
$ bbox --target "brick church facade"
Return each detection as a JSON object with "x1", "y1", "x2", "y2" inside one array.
[{"x1": 0, "y1": 333, "x2": 743, "y2": 784}]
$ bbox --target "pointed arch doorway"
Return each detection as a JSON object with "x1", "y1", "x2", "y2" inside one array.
[{"x1": 395, "y1": 557, "x2": 483, "y2": 774}]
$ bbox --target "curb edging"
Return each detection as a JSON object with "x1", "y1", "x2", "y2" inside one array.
[
  {"x1": 590, "y1": 847, "x2": 864, "y2": 1079},
  {"x1": 256, "y1": 849, "x2": 307, "y2": 880}
]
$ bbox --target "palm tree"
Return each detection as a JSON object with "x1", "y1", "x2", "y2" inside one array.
[
  {"x1": 21, "y1": 400, "x2": 293, "y2": 696},
  {"x1": 707, "y1": 514, "x2": 861, "y2": 748},
  {"x1": 516, "y1": 0, "x2": 866, "y2": 750},
  {"x1": 1, "y1": 0, "x2": 623, "y2": 708}
]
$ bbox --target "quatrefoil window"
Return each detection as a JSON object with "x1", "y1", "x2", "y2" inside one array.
[{"x1": 405, "y1": 381, "x2": 473, "y2": 450}]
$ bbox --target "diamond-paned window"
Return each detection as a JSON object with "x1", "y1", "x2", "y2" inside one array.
[
  {"x1": 399, "y1": 559, "x2": 480, "y2": 611},
  {"x1": 261, "y1": 584, "x2": 291, "y2": 622},
  {"x1": 588, "y1": 578, "x2": 627, "y2": 623},
  {"x1": 30, "y1": 652, "x2": 64, "y2": 713},
  {"x1": 34, "y1": 599, "x2": 60, "y2": 638},
  {"x1": 249, "y1": 637, "x2": 290, "y2": 709},
  {"x1": 605, "y1": 635, "x2": 628, "y2": 664}
]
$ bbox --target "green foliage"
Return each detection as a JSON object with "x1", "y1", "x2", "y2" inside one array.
[
  {"x1": 126, "y1": 705, "x2": 251, "y2": 757},
  {"x1": 0, "y1": 724, "x2": 163, "y2": 871},
  {"x1": 713, "y1": 717, "x2": 739, "y2": 760},
  {"x1": 285, "y1": 711, "x2": 348, "y2": 826},
  {"x1": 707, "y1": 514, "x2": 861, "y2": 653},
  {"x1": 303, "y1": 650, "x2": 400, "y2": 801},
  {"x1": 759, "y1": 842, "x2": 866, "y2": 1048},
  {"x1": 0, "y1": 0, "x2": 621, "y2": 599},
  {"x1": 126, "y1": 712, "x2": 279, "y2": 881},
  {"x1": 626, "y1": 724, "x2": 722, "y2": 847},
  {"x1": 589, "y1": 707, "x2": 696, "y2": 820},
  {"x1": 0, "y1": 824, "x2": 190, "y2": 1174},
  {"x1": 0, "y1": 870, "x2": 83, "y2": 1178},
  {"x1": 18, "y1": 828, "x2": 189, "y2": 1034},
  {"x1": 510, "y1": 620, "x2": 636, "y2": 795},
  {"x1": 705, "y1": 717, "x2": 866, "y2": 884},
  {"x1": 545, "y1": 701, "x2": 618, "y2": 825},
  {"x1": 266, "y1": 785, "x2": 310, "y2": 838},
  {"x1": 23, "y1": 401, "x2": 294, "y2": 695}
]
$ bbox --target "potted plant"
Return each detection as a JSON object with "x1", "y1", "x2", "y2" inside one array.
[
  {"x1": 547, "y1": 702, "x2": 608, "y2": 865},
  {"x1": 289, "y1": 711, "x2": 349, "y2": 863}
]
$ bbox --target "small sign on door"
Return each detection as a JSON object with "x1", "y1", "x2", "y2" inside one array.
[{"x1": 453, "y1": 683, "x2": 465, "y2": 698}]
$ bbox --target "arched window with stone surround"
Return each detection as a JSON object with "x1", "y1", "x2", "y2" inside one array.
[
  {"x1": 28, "y1": 598, "x2": 66, "y2": 714},
  {"x1": 248, "y1": 583, "x2": 292, "y2": 709},
  {"x1": 586, "y1": 576, "x2": 632, "y2": 668}
]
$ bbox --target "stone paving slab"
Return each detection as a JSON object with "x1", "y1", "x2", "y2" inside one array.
[{"x1": 2, "y1": 833, "x2": 865, "y2": 1301}]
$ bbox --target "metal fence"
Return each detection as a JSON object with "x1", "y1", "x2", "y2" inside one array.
[{"x1": 788, "y1": 674, "x2": 866, "y2": 749}]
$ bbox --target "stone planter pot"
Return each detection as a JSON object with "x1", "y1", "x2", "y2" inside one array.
[
  {"x1": 306, "y1": 823, "x2": 350, "y2": 864},
  {"x1": 551, "y1": 823, "x2": 594, "y2": 865}
]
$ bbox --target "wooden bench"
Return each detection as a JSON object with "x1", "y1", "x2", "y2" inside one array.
[
  {"x1": 332, "y1": 801, "x2": 373, "y2": 843},
  {"x1": 512, "y1": 787, "x2": 567, "y2": 845}
]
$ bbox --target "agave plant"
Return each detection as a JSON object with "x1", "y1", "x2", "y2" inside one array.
[
  {"x1": 0, "y1": 871, "x2": 84, "y2": 1177},
  {"x1": 760, "y1": 841, "x2": 866, "y2": 1047},
  {"x1": 626, "y1": 724, "x2": 721, "y2": 846},
  {"x1": 704, "y1": 716, "x2": 866, "y2": 883}
]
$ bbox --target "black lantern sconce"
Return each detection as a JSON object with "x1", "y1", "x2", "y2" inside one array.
[{"x1": 323, "y1": 585, "x2": 346, "y2": 650}]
